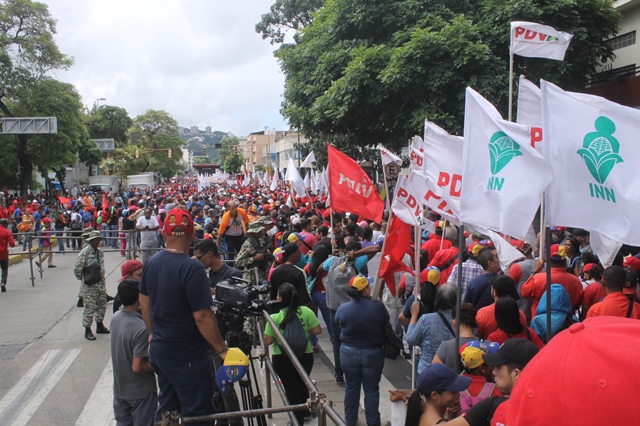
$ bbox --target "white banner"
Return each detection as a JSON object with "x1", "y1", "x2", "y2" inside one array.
[
  {"x1": 516, "y1": 75, "x2": 545, "y2": 154},
  {"x1": 460, "y1": 87, "x2": 552, "y2": 241},
  {"x1": 300, "y1": 151, "x2": 316, "y2": 168},
  {"x1": 542, "y1": 80, "x2": 640, "y2": 245},
  {"x1": 510, "y1": 21, "x2": 573, "y2": 61},
  {"x1": 378, "y1": 144, "x2": 403, "y2": 166},
  {"x1": 391, "y1": 175, "x2": 422, "y2": 227},
  {"x1": 409, "y1": 172, "x2": 459, "y2": 225},
  {"x1": 285, "y1": 156, "x2": 306, "y2": 196},
  {"x1": 409, "y1": 136, "x2": 426, "y2": 174}
]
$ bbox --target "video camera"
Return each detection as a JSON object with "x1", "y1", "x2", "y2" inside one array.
[{"x1": 214, "y1": 276, "x2": 280, "y2": 317}]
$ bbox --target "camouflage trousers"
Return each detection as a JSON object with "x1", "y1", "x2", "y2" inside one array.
[{"x1": 82, "y1": 283, "x2": 107, "y2": 328}]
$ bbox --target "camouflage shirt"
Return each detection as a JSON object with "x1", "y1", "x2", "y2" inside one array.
[
  {"x1": 235, "y1": 236, "x2": 274, "y2": 282},
  {"x1": 73, "y1": 245, "x2": 105, "y2": 285}
]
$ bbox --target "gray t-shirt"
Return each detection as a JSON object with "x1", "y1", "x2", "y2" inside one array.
[
  {"x1": 110, "y1": 309, "x2": 157, "y2": 400},
  {"x1": 434, "y1": 336, "x2": 478, "y2": 374}
]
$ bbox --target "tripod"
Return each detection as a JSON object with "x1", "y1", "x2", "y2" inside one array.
[{"x1": 218, "y1": 309, "x2": 267, "y2": 426}]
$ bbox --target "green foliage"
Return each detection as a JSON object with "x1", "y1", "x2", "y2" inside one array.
[
  {"x1": 77, "y1": 138, "x2": 104, "y2": 169},
  {"x1": 273, "y1": 0, "x2": 620, "y2": 162},
  {"x1": 215, "y1": 135, "x2": 240, "y2": 165},
  {"x1": 125, "y1": 110, "x2": 185, "y2": 179},
  {"x1": 224, "y1": 152, "x2": 244, "y2": 174},
  {"x1": 256, "y1": 0, "x2": 324, "y2": 44},
  {"x1": 85, "y1": 105, "x2": 133, "y2": 148}
]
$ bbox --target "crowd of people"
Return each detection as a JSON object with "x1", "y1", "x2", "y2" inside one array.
[{"x1": 2, "y1": 172, "x2": 639, "y2": 426}]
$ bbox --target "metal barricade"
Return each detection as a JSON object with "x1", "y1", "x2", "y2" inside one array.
[{"x1": 157, "y1": 311, "x2": 346, "y2": 426}]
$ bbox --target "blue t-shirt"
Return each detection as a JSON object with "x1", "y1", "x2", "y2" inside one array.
[
  {"x1": 139, "y1": 250, "x2": 214, "y2": 360},
  {"x1": 336, "y1": 297, "x2": 388, "y2": 349}
]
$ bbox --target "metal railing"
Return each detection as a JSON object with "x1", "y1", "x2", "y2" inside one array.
[{"x1": 157, "y1": 312, "x2": 346, "y2": 426}]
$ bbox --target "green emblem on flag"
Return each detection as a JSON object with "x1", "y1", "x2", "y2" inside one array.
[
  {"x1": 577, "y1": 116, "x2": 623, "y2": 184},
  {"x1": 489, "y1": 131, "x2": 523, "y2": 175}
]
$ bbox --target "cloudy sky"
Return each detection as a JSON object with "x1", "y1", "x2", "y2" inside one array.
[{"x1": 44, "y1": 0, "x2": 288, "y2": 136}]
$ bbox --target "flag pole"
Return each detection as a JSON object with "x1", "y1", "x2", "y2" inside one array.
[
  {"x1": 454, "y1": 223, "x2": 465, "y2": 373},
  {"x1": 508, "y1": 51, "x2": 514, "y2": 121},
  {"x1": 544, "y1": 225, "x2": 552, "y2": 341},
  {"x1": 373, "y1": 166, "x2": 395, "y2": 301},
  {"x1": 439, "y1": 219, "x2": 448, "y2": 251}
]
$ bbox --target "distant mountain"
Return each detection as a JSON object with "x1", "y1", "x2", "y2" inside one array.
[{"x1": 180, "y1": 130, "x2": 229, "y2": 160}]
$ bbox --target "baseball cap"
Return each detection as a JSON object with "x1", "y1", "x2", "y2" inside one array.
[
  {"x1": 623, "y1": 267, "x2": 639, "y2": 296},
  {"x1": 119, "y1": 259, "x2": 143, "y2": 282},
  {"x1": 287, "y1": 232, "x2": 306, "y2": 243},
  {"x1": 623, "y1": 255, "x2": 640, "y2": 273},
  {"x1": 550, "y1": 226, "x2": 566, "y2": 233},
  {"x1": 582, "y1": 263, "x2": 598, "y2": 273},
  {"x1": 459, "y1": 340, "x2": 501, "y2": 370},
  {"x1": 416, "y1": 364, "x2": 471, "y2": 395},
  {"x1": 349, "y1": 275, "x2": 372, "y2": 291},
  {"x1": 508, "y1": 317, "x2": 640, "y2": 425},
  {"x1": 549, "y1": 244, "x2": 566, "y2": 261},
  {"x1": 164, "y1": 208, "x2": 194, "y2": 237},
  {"x1": 482, "y1": 338, "x2": 540, "y2": 369},
  {"x1": 420, "y1": 266, "x2": 441, "y2": 285},
  {"x1": 280, "y1": 243, "x2": 299, "y2": 262}
]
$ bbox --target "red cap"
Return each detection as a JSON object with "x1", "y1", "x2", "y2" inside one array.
[
  {"x1": 119, "y1": 259, "x2": 143, "y2": 282},
  {"x1": 42, "y1": 217, "x2": 52, "y2": 223},
  {"x1": 582, "y1": 263, "x2": 598, "y2": 273},
  {"x1": 549, "y1": 244, "x2": 566, "y2": 260},
  {"x1": 623, "y1": 256, "x2": 640, "y2": 273},
  {"x1": 508, "y1": 317, "x2": 640, "y2": 425},
  {"x1": 164, "y1": 208, "x2": 194, "y2": 237}
]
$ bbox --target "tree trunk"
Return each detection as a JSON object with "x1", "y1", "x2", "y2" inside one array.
[{"x1": 17, "y1": 135, "x2": 33, "y2": 197}]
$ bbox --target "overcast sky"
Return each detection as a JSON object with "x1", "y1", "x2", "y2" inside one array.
[{"x1": 44, "y1": 0, "x2": 288, "y2": 137}]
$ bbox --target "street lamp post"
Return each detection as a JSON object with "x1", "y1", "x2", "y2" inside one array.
[{"x1": 96, "y1": 97, "x2": 106, "y2": 108}]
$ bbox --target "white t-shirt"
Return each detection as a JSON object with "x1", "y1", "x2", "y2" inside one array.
[{"x1": 136, "y1": 216, "x2": 159, "y2": 241}]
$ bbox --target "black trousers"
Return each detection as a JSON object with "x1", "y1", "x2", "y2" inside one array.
[{"x1": 272, "y1": 352, "x2": 314, "y2": 425}]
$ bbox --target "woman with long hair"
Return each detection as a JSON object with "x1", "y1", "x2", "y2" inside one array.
[
  {"x1": 432, "y1": 303, "x2": 478, "y2": 373},
  {"x1": 263, "y1": 283, "x2": 322, "y2": 425},
  {"x1": 336, "y1": 276, "x2": 388, "y2": 426},
  {"x1": 564, "y1": 237, "x2": 581, "y2": 274},
  {"x1": 487, "y1": 297, "x2": 545, "y2": 349}
]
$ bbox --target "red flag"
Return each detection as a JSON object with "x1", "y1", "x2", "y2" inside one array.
[
  {"x1": 378, "y1": 216, "x2": 414, "y2": 296},
  {"x1": 102, "y1": 194, "x2": 108, "y2": 211},
  {"x1": 57, "y1": 196, "x2": 72, "y2": 207},
  {"x1": 327, "y1": 145, "x2": 384, "y2": 223}
]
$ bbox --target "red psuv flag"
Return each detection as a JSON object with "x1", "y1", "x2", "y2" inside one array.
[
  {"x1": 378, "y1": 216, "x2": 413, "y2": 296},
  {"x1": 327, "y1": 144, "x2": 384, "y2": 223}
]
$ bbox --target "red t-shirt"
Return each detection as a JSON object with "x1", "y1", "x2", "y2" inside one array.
[
  {"x1": 587, "y1": 292, "x2": 640, "y2": 319},
  {"x1": 491, "y1": 400, "x2": 510, "y2": 426},
  {"x1": 521, "y1": 267, "x2": 584, "y2": 318},
  {"x1": 486, "y1": 327, "x2": 545, "y2": 349},
  {"x1": 0, "y1": 226, "x2": 16, "y2": 260},
  {"x1": 476, "y1": 303, "x2": 528, "y2": 340},
  {"x1": 421, "y1": 235, "x2": 452, "y2": 264},
  {"x1": 583, "y1": 281, "x2": 605, "y2": 309},
  {"x1": 428, "y1": 247, "x2": 459, "y2": 284}
]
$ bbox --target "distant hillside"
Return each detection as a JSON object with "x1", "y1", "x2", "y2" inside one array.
[{"x1": 180, "y1": 130, "x2": 229, "y2": 160}]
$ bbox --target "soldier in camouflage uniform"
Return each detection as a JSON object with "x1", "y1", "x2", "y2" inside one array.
[
  {"x1": 257, "y1": 216, "x2": 275, "y2": 254},
  {"x1": 235, "y1": 221, "x2": 274, "y2": 283},
  {"x1": 74, "y1": 230, "x2": 109, "y2": 340}
]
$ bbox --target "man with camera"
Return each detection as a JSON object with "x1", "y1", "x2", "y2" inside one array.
[
  {"x1": 139, "y1": 208, "x2": 229, "y2": 425},
  {"x1": 235, "y1": 221, "x2": 274, "y2": 283}
]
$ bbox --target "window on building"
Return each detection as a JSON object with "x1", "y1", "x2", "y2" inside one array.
[{"x1": 606, "y1": 31, "x2": 636, "y2": 50}]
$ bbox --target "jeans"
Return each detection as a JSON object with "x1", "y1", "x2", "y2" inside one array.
[
  {"x1": 55, "y1": 228, "x2": 65, "y2": 251},
  {"x1": 340, "y1": 345, "x2": 384, "y2": 426},
  {"x1": 150, "y1": 353, "x2": 215, "y2": 426},
  {"x1": 224, "y1": 234, "x2": 245, "y2": 262},
  {"x1": 310, "y1": 291, "x2": 333, "y2": 347},
  {"x1": 329, "y1": 309, "x2": 343, "y2": 379},
  {"x1": 109, "y1": 224, "x2": 119, "y2": 248}
]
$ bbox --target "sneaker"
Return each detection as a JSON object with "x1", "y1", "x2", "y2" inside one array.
[
  {"x1": 35, "y1": 261, "x2": 40, "y2": 268},
  {"x1": 1, "y1": 284, "x2": 5, "y2": 292},
  {"x1": 48, "y1": 265, "x2": 57, "y2": 268},
  {"x1": 335, "y1": 375, "x2": 344, "y2": 385}
]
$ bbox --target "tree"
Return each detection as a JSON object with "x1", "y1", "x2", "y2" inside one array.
[
  {"x1": 273, "y1": 0, "x2": 620, "y2": 160},
  {"x1": 215, "y1": 135, "x2": 239, "y2": 165},
  {"x1": 255, "y1": 0, "x2": 324, "y2": 44},
  {"x1": 224, "y1": 153, "x2": 244, "y2": 175},
  {"x1": 85, "y1": 105, "x2": 133, "y2": 148},
  {"x1": 0, "y1": 0, "x2": 76, "y2": 194},
  {"x1": 77, "y1": 137, "x2": 104, "y2": 175},
  {"x1": 125, "y1": 110, "x2": 185, "y2": 179}
]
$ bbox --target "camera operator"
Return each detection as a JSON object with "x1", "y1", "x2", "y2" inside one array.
[
  {"x1": 139, "y1": 208, "x2": 229, "y2": 425},
  {"x1": 193, "y1": 239, "x2": 244, "y2": 426},
  {"x1": 235, "y1": 221, "x2": 274, "y2": 283}
]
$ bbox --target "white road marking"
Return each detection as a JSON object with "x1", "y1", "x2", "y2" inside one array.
[
  {"x1": 0, "y1": 348, "x2": 81, "y2": 426},
  {"x1": 75, "y1": 360, "x2": 115, "y2": 426}
]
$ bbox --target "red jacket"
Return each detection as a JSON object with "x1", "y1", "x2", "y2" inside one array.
[
  {"x1": 521, "y1": 267, "x2": 584, "y2": 318},
  {"x1": 0, "y1": 226, "x2": 16, "y2": 260}
]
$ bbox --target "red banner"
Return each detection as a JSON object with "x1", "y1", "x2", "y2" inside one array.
[
  {"x1": 58, "y1": 196, "x2": 72, "y2": 207},
  {"x1": 378, "y1": 216, "x2": 413, "y2": 296},
  {"x1": 327, "y1": 145, "x2": 384, "y2": 223}
]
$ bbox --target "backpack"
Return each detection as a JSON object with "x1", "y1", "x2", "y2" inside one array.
[
  {"x1": 277, "y1": 313, "x2": 308, "y2": 359},
  {"x1": 460, "y1": 381, "x2": 496, "y2": 413},
  {"x1": 71, "y1": 213, "x2": 82, "y2": 230}
]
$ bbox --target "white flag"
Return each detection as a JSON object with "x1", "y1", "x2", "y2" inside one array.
[
  {"x1": 510, "y1": 21, "x2": 573, "y2": 61},
  {"x1": 300, "y1": 151, "x2": 316, "y2": 168},
  {"x1": 303, "y1": 172, "x2": 311, "y2": 189},
  {"x1": 542, "y1": 80, "x2": 640, "y2": 244},
  {"x1": 310, "y1": 169, "x2": 317, "y2": 193},
  {"x1": 422, "y1": 121, "x2": 464, "y2": 219},
  {"x1": 409, "y1": 172, "x2": 459, "y2": 225},
  {"x1": 285, "y1": 156, "x2": 306, "y2": 196},
  {"x1": 460, "y1": 87, "x2": 552, "y2": 241},
  {"x1": 391, "y1": 175, "x2": 422, "y2": 227},
  {"x1": 516, "y1": 76, "x2": 545, "y2": 154},
  {"x1": 270, "y1": 170, "x2": 278, "y2": 191},
  {"x1": 409, "y1": 136, "x2": 426, "y2": 174},
  {"x1": 378, "y1": 144, "x2": 402, "y2": 166}
]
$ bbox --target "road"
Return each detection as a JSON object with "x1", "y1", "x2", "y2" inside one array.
[{"x1": 0, "y1": 248, "x2": 413, "y2": 426}]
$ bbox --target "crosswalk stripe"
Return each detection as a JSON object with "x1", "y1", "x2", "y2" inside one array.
[
  {"x1": 75, "y1": 360, "x2": 115, "y2": 426},
  {"x1": 0, "y1": 348, "x2": 81, "y2": 426}
]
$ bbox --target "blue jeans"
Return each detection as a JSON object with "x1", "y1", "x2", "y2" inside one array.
[
  {"x1": 109, "y1": 224, "x2": 119, "y2": 248},
  {"x1": 310, "y1": 291, "x2": 333, "y2": 347},
  {"x1": 55, "y1": 228, "x2": 65, "y2": 251},
  {"x1": 329, "y1": 309, "x2": 343, "y2": 379},
  {"x1": 340, "y1": 345, "x2": 384, "y2": 426},
  {"x1": 149, "y1": 353, "x2": 215, "y2": 426}
]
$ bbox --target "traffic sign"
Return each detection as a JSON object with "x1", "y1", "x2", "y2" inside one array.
[{"x1": 384, "y1": 163, "x2": 400, "y2": 178}]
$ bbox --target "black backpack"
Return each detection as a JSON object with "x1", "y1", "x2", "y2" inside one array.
[{"x1": 278, "y1": 315, "x2": 308, "y2": 359}]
